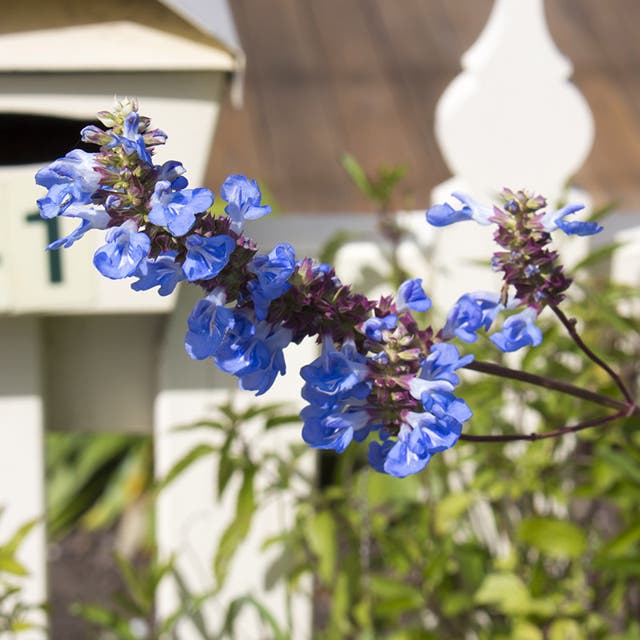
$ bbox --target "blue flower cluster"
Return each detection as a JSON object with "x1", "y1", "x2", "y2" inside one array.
[
  {"x1": 34, "y1": 100, "x2": 591, "y2": 478},
  {"x1": 369, "y1": 344, "x2": 472, "y2": 477}
]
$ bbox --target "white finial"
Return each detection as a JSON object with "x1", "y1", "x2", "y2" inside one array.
[{"x1": 434, "y1": 0, "x2": 594, "y2": 204}]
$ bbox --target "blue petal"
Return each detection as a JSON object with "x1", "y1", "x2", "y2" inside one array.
[{"x1": 426, "y1": 203, "x2": 472, "y2": 227}]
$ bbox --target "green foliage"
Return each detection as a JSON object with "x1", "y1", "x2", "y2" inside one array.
[
  {"x1": 224, "y1": 252, "x2": 638, "y2": 638},
  {"x1": 47, "y1": 432, "x2": 152, "y2": 540},
  {"x1": 55, "y1": 222, "x2": 640, "y2": 638},
  {"x1": 341, "y1": 154, "x2": 407, "y2": 212},
  {"x1": 0, "y1": 509, "x2": 43, "y2": 635}
]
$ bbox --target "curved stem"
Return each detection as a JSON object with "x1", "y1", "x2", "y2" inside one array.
[
  {"x1": 549, "y1": 302, "x2": 635, "y2": 404},
  {"x1": 459, "y1": 408, "x2": 630, "y2": 443},
  {"x1": 465, "y1": 360, "x2": 628, "y2": 411}
]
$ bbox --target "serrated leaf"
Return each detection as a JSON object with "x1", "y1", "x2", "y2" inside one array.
[{"x1": 517, "y1": 517, "x2": 586, "y2": 559}]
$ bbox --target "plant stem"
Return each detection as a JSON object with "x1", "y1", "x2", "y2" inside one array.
[
  {"x1": 459, "y1": 408, "x2": 631, "y2": 443},
  {"x1": 465, "y1": 360, "x2": 628, "y2": 411},
  {"x1": 549, "y1": 302, "x2": 635, "y2": 404}
]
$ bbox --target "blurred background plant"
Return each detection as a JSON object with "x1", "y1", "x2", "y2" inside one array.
[{"x1": 0, "y1": 509, "x2": 44, "y2": 635}]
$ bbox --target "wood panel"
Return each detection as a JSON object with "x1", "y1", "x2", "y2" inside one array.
[{"x1": 206, "y1": 0, "x2": 640, "y2": 213}]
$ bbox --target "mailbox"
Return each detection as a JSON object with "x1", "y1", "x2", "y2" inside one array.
[
  {"x1": 0, "y1": 2, "x2": 243, "y2": 636},
  {"x1": 0, "y1": 0, "x2": 243, "y2": 314}
]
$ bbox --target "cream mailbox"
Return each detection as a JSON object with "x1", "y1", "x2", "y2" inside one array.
[{"x1": 0, "y1": 1, "x2": 242, "y2": 635}]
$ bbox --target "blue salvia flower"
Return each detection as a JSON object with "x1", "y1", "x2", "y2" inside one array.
[
  {"x1": 301, "y1": 337, "x2": 371, "y2": 409},
  {"x1": 247, "y1": 243, "x2": 296, "y2": 320},
  {"x1": 361, "y1": 315, "x2": 398, "y2": 342},
  {"x1": 110, "y1": 111, "x2": 153, "y2": 165},
  {"x1": 148, "y1": 181, "x2": 214, "y2": 237},
  {"x1": 396, "y1": 278, "x2": 432, "y2": 312},
  {"x1": 369, "y1": 425, "x2": 433, "y2": 478},
  {"x1": 443, "y1": 291, "x2": 503, "y2": 342},
  {"x1": 184, "y1": 289, "x2": 235, "y2": 360},
  {"x1": 157, "y1": 160, "x2": 189, "y2": 190},
  {"x1": 490, "y1": 307, "x2": 542, "y2": 352},
  {"x1": 368, "y1": 343, "x2": 473, "y2": 477},
  {"x1": 35, "y1": 149, "x2": 101, "y2": 219},
  {"x1": 301, "y1": 337, "x2": 373, "y2": 451},
  {"x1": 540, "y1": 203, "x2": 603, "y2": 236},
  {"x1": 419, "y1": 342, "x2": 474, "y2": 386},
  {"x1": 302, "y1": 402, "x2": 372, "y2": 453},
  {"x1": 132, "y1": 251, "x2": 184, "y2": 296},
  {"x1": 220, "y1": 174, "x2": 272, "y2": 234},
  {"x1": 93, "y1": 220, "x2": 151, "y2": 279},
  {"x1": 47, "y1": 206, "x2": 111, "y2": 250},
  {"x1": 182, "y1": 234, "x2": 236, "y2": 282},
  {"x1": 214, "y1": 312, "x2": 293, "y2": 395},
  {"x1": 426, "y1": 192, "x2": 494, "y2": 227}
]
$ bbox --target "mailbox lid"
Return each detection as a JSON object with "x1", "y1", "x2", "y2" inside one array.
[{"x1": 0, "y1": 0, "x2": 242, "y2": 73}]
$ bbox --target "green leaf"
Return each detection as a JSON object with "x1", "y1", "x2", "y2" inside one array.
[
  {"x1": 171, "y1": 568, "x2": 211, "y2": 639},
  {"x1": 341, "y1": 153, "x2": 375, "y2": 200},
  {"x1": 213, "y1": 465, "x2": 257, "y2": 590},
  {"x1": 434, "y1": 492, "x2": 473, "y2": 535},
  {"x1": 474, "y1": 573, "x2": 531, "y2": 614},
  {"x1": 156, "y1": 443, "x2": 216, "y2": 492},
  {"x1": 512, "y1": 621, "x2": 544, "y2": 640},
  {"x1": 305, "y1": 510, "x2": 337, "y2": 584},
  {"x1": 369, "y1": 576, "x2": 423, "y2": 617},
  {"x1": 0, "y1": 554, "x2": 29, "y2": 577},
  {"x1": 328, "y1": 571, "x2": 351, "y2": 636},
  {"x1": 71, "y1": 604, "x2": 138, "y2": 639},
  {"x1": 113, "y1": 554, "x2": 151, "y2": 614},
  {"x1": 173, "y1": 420, "x2": 227, "y2": 433},
  {"x1": 549, "y1": 619, "x2": 584, "y2": 640},
  {"x1": 598, "y1": 447, "x2": 640, "y2": 485},
  {"x1": 217, "y1": 434, "x2": 237, "y2": 499},
  {"x1": 1, "y1": 518, "x2": 39, "y2": 556},
  {"x1": 222, "y1": 595, "x2": 289, "y2": 640},
  {"x1": 264, "y1": 414, "x2": 301, "y2": 430},
  {"x1": 474, "y1": 573, "x2": 552, "y2": 616},
  {"x1": 598, "y1": 521, "x2": 640, "y2": 558},
  {"x1": 517, "y1": 517, "x2": 586, "y2": 559}
]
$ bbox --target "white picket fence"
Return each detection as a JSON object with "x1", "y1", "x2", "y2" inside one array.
[{"x1": 1, "y1": 1, "x2": 640, "y2": 638}]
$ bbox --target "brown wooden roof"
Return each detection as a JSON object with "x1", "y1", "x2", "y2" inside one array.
[{"x1": 205, "y1": 0, "x2": 640, "y2": 213}]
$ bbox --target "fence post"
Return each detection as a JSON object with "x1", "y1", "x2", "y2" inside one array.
[
  {"x1": 430, "y1": 0, "x2": 595, "y2": 308},
  {"x1": 0, "y1": 318, "x2": 47, "y2": 639}
]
